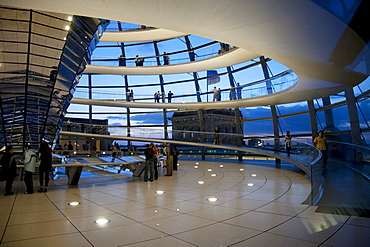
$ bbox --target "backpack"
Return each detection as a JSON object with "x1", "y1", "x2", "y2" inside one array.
[{"x1": 169, "y1": 146, "x2": 175, "y2": 156}]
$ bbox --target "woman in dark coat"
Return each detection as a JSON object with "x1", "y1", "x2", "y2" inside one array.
[
  {"x1": 38, "y1": 140, "x2": 53, "y2": 192},
  {"x1": 1, "y1": 145, "x2": 17, "y2": 195}
]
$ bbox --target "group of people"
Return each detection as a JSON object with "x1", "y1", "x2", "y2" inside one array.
[
  {"x1": 135, "y1": 55, "x2": 145, "y2": 66},
  {"x1": 1, "y1": 140, "x2": 53, "y2": 196},
  {"x1": 119, "y1": 51, "x2": 170, "y2": 67},
  {"x1": 142, "y1": 143, "x2": 179, "y2": 182},
  {"x1": 213, "y1": 83, "x2": 243, "y2": 102},
  {"x1": 285, "y1": 130, "x2": 328, "y2": 169},
  {"x1": 154, "y1": 91, "x2": 174, "y2": 103},
  {"x1": 126, "y1": 89, "x2": 135, "y2": 102}
]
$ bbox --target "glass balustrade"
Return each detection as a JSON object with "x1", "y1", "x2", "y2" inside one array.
[
  {"x1": 90, "y1": 42, "x2": 230, "y2": 67},
  {"x1": 74, "y1": 70, "x2": 297, "y2": 102}
]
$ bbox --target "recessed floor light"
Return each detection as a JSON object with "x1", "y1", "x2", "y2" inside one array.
[
  {"x1": 207, "y1": 197, "x2": 218, "y2": 202},
  {"x1": 198, "y1": 181, "x2": 205, "y2": 184},
  {"x1": 240, "y1": 168, "x2": 244, "y2": 171},
  {"x1": 220, "y1": 165, "x2": 224, "y2": 167},
  {"x1": 68, "y1": 202, "x2": 80, "y2": 206},
  {"x1": 194, "y1": 166, "x2": 198, "y2": 168},
  {"x1": 207, "y1": 169, "x2": 212, "y2": 171},
  {"x1": 94, "y1": 219, "x2": 110, "y2": 224},
  {"x1": 247, "y1": 183, "x2": 254, "y2": 186},
  {"x1": 251, "y1": 174, "x2": 257, "y2": 177},
  {"x1": 156, "y1": 190, "x2": 165, "y2": 194},
  {"x1": 211, "y1": 174, "x2": 216, "y2": 177}
]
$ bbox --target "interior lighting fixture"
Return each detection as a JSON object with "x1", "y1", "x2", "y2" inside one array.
[
  {"x1": 67, "y1": 16, "x2": 73, "y2": 21},
  {"x1": 220, "y1": 165, "x2": 224, "y2": 167},
  {"x1": 194, "y1": 166, "x2": 198, "y2": 168},
  {"x1": 196, "y1": 162, "x2": 199, "y2": 164},
  {"x1": 207, "y1": 197, "x2": 218, "y2": 202},
  {"x1": 156, "y1": 190, "x2": 165, "y2": 194},
  {"x1": 251, "y1": 174, "x2": 257, "y2": 177},
  {"x1": 68, "y1": 202, "x2": 80, "y2": 206},
  {"x1": 65, "y1": 25, "x2": 70, "y2": 30},
  {"x1": 211, "y1": 174, "x2": 216, "y2": 177},
  {"x1": 198, "y1": 181, "x2": 205, "y2": 184},
  {"x1": 207, "y1": 169, "x2": 212, "y2": 171},
  {"x1": 94, "y1": 219, "x2": 110, "y2": 224},
  {"x1": 63, "y1": 37, "x2": 66, "y2": 40},
  {"x1": 240, "y1": 168, "x2": 244, "y2": 171},
  {"x1": 247, "y1": 183, "x2": 254, "y2": 186}
]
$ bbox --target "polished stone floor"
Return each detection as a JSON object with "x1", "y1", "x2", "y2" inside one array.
[{"x1": 0, "y1": 159, "x2": 369, "y2": 246}]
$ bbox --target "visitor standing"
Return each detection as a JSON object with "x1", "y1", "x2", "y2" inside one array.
[
  {"x1": 285, "y1": 131, "x2": 292, "y2": 157},
  {"x1": 313, "y1": 130, "x2": 328, "y2": 169},
  {"x1": 168, "y1": 91, "x2": 174, "y2": 103},
  {"x1": 38, "y1": 140, "x2": 53, "y2": 193},
  {"x1": 1, "y1": 145, "x2": 17, "y2": 196},
  {"x1": 23, "y1": 144, "x2": 37, "y2": 194},
  {"x1": 164, "y1": 143, "x2": 173, "y2": 176},
  {"x1": 143, "y1": 144, "x2": 155, "y2": 182},
  {"x1": 163, "y1": 52, "x2": 170, "y2": 65},
  {"x1": 213, "y1": 87, "x2": 218, "y2": 102},
  {"x1": 236, "y1": 83, "x2": 242, "y2": 99}
]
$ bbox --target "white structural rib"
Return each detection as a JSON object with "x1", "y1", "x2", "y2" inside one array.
[
  {"x1": 100, "y1": 28, "x2": 188, "y2": 42},
  {"x1": 85, "y1": 48, "x2": 259, "y2": 75},
  {"x1": 4, "y1": 0, "x2": 370, "y2": 106}
]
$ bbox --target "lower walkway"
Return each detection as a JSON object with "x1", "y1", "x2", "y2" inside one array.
[
  {"x1": 1, "y1": 159, "x2": 369, "y2": 246},
  {"x1": 316, "y1": 159, "x2": 370, "y2": 217}
]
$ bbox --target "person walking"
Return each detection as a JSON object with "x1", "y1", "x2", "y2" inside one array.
[
  {"x1": 1, "y1": 145, "x2": 17, "y2": 196},
  {"x1": 143, "y1": 144, "x2": 155, "y2": 182},
  {"x1": 23, "y1": 144, "x2": 37, "y2": 194},
  {"x1": 285, "y1": 131, "x2": 292, "y2": 157},
  {"x1": 313, "y1": 130, "x2": 328, "y2": 169},
  {"x1": 163, "y1": 143, "x2": 173, "y2": 176},
  {"x1": 38, "y1": 140, "x2": 53, "y2": 193}
]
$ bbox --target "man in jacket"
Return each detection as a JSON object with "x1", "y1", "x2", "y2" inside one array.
[{"x1": 1, "y1": 145, "x2": 17, "y2": 196}]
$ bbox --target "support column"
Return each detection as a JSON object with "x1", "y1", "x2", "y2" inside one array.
[
  {"x1": 234, "y1": 109, "x2": 243, "y2": 162},
  {"x1": 322, "y1": 97, "x2": 335, "y2": 130},
  {"x1": 153, "y1": 41, "x2": 169, "y2": 139},
  {"x1": 345, "y1": 87, "x2": 362, "y2": 145},
  {"x1": 184, "y1": 36, "x2": 202, "y2": 102},
  {"x1": 260, "y1": 56, "x2": 280, "y2": 167},
  {"x1": 307, "y1": 100, "x2": 318, "y2": 141},
  {"x1": 198, "y1": 109, "x2": 206, "y2": 160}
]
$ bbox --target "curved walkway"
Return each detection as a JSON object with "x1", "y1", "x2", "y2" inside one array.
[
  {"x1": 85, "y1": 47, "x2": 258, "y2": 75},
  {"x1": 100, "y1": 28, "x2": 188, "y2": 42},
  {"x1": 8, "y1": 0, "x2": 369, "y2": 105}
]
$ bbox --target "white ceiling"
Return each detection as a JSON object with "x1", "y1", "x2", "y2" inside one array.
[{"x1": 2, "y1": 0, "x2": 369, "y2": 108}]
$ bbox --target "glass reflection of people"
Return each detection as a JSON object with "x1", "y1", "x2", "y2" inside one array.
[
  {"x1": 118, "y1": 54, "x2": 125, "y2": 66},
  {"x1": 214, "y1": 127, "x2": 220, "y2": 145},
  {"x1": 285, "y1": 131, "x2": 292, "y2": 157},
  {"x1": 313, "y1": 130, "x2": 328, "y2": 169}
]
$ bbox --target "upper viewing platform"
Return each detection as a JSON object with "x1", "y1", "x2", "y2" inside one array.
[
  {"x1": 86, "y1": 46, "x2": 259, "y2": 75},
  {"x1": 99, "y1": 27, "x2": 188, "y2": 42}
]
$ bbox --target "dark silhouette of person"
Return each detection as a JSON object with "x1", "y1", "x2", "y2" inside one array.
[
  {"x1": 1, "y1": 145, "x2": 17, "y2": 195},
  {"x1": 163, "y1": 52, "x2": 170, "y2": 65},
  {"x1": 119, "y1": 54, "x2": 125, "y2": 66},
  {"x1": 168, "y1": 91, "x2": 174, "y2": 103},
  {"x1": 38, "y1": 140, "x2": 53, "y2": 193}
]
